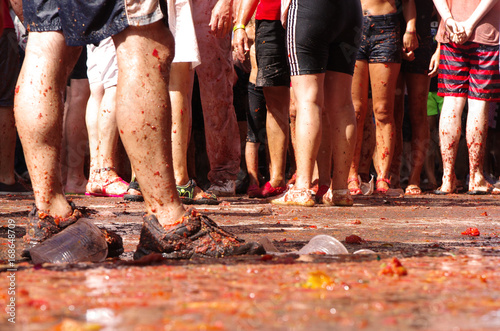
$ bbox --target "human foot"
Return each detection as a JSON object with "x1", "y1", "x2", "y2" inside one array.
[
  {"x1": 269, "y1": 188, "x2": 315, "y2": 207},
  {"x1": 348, "y1": 176, "x2": 362, "y2": 195},
  {"x1": 260, "y1": 182, "x2": 286, "y2": 198},
  {"x1": 322, "y1": 189, "x2": 353, "y2": 206},
  {"x1": 375, "y1": 178, "x2": 391, "y2": 195},
  {"x1": 405, "y1": 184, "x2": 422, "y2": 195},
  {"x1": 134, "y1": 209, "x2": 265, "y2": 259},
  {"x1": 86, "y1": 167, "x2": 129, "y2": 197}
]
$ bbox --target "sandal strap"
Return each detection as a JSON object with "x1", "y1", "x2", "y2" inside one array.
[
  {"x1": 376, "y1": 178, "x2": 391, "y2": 185},
  {"x1": 347, "y1": 176, "x2": 359, "y2": 184},
  {"x1": 177, "y1": 179, "x2": 197, "y2": 199}
]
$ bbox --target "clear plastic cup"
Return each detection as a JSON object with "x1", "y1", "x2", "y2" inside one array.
[
  {"x1": 29, "y1": 219, "x2": 108, "y2": 264},
  {"x1": 297, "y1": 235, "x2": 349, "y2": 255}
]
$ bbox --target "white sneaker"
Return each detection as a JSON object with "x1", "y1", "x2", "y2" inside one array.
[{"x1": 207, "y1": 180, "x2": 236, "y2": 197}]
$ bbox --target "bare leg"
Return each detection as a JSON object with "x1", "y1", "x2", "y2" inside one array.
[
  {"x1": 0, "y1": 106, "x2": 16, "y2": 185},
  {"x1": 391, "y1": 73, "x2": 405, "y2": 189},
  {"x1": 171, "y1": 62, "x2": 194, "y2": 186},
  {"x1": 14, "y1": 31, "x2": 81, "y2": 217},
  {"x1": 406, "y1": 73, "x2": 430, "y2": 189},
  {"x1": 113, "y1": 22, "x2": 185, "y2": 226},
  {"x1": 439, "y1": 96, "x2": 466, "y2": 192},
  {"x1": 245, "y1": 141, "x2": 261, "y2": 187},
  {"x1": 63, "y1": 79, "x2": 90, "y2": 194},
  {"x1": 263, "y1": 86, "x2": 289, "y2": 188},
  {"x1": 290, "y1": 74, "x2": 324, "y2": 191},
  {"x1": 325, "y1": 71, "x2": 357, "y2": 190},
  {"x1": 466, "y1": 99, "x2": 490, "y2": 191},
  {"x1": 369, "y1": 62, "x2": 401, "y2": 191},
  {"x1": 287, "y1": 86, "x2": 297, "y2": 181},
  {"x1": 423, "y1": 114, "x2": 439, "y2": 189},
  {"x1": 316, "y1": 110, "x2": 332, "y2": 188},
  {"x1": 349, "y1": 60, "x2": 369, "y2": 193},
  {"x1": 359, "y1": 100, "x2": 376, "y2": 181}
]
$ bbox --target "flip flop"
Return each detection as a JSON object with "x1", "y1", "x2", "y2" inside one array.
[
  {"x1": 434, "y1": 186, "x2": 456, "y2": 195},
  {"x1": 466, "y1": 184, "x2": 500, "y2": 195},
  {"x1": 85, "y1": 178, "x2": 128, "y2": 197}
]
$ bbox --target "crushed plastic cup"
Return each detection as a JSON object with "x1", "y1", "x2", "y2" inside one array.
[
  {"x1": 297, "y1": 235, "x2": 349, "y2": 255},
  {"x1": 29, "y1": 219, "x2": 108, "y2": 264}
]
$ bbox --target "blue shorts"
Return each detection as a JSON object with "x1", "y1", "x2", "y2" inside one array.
[
  {"x1": 357, "y1": 13, "x2": 401, "y2": 63},
  {"x1": 23, "y1": 0, "x2": 164, "y2": 46}
]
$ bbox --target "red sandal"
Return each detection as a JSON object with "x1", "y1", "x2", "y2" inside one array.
[
  {"x1": 375, "y1": 178, "x2": 391, "y2": 195},
  {"x1": 348, "y1": 176, "x2": 362, "y2": 195}
]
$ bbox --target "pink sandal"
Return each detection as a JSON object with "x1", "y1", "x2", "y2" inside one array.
[{"x1": 86, "y1": 177, "x2": 129, "y2": 197}]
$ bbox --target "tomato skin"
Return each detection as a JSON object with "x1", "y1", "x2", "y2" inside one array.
[{"x1": 461, "y1": 228, "x2": 480, "y2": 236}]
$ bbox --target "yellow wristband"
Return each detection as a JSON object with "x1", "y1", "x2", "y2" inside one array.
[{"x1": 233, "y1": 24, "x2": 246, "y2": 32}]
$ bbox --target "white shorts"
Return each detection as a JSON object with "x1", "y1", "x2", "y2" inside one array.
[
  {"x1": 86, "y1": 37, "x2": 118, "y2": 89},
  {"x1": 167, "y1": 0, "x2": 201, "y2": 68}
]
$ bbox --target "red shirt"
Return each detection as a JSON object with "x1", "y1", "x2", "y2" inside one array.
[
  {"x1": 3, "y1": 0, "x2": 14, "y2": 29},
  {"x1": 256, "y1": 0, "x2": 280, "y2": 21}
]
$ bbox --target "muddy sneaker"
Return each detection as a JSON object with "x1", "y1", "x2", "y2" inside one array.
[
  {"x1": 207, "y1": 180, "x2": 236, "y2": 197},
  {"x1": 134, "y1": 209, "x2": 265, "y2": 260},
  {"x1": 177, "y1": 179, "x2": 219, "y2": 205},
  {"x1": 22, "y1": 204, "x2": 82, "y2": 257}
]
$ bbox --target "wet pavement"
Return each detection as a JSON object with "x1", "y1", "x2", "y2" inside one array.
[{"x1": 1, "y1": 193, "x2": 499, "y2": 330}]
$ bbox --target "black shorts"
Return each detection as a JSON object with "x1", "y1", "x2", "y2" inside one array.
[
  {"x1": 23, "y1": 0, "x2": 164, "y2": 46},
  {"x1": 246, "y1": 83, "x2": 267, "y2": 144},
  {"x1": 0, "y1": 29, "x2": 20, "y2": 107},
  {"x1": 69, "y1": 47, "x2": 88, "y2": 80},
  {"x1": 287, "y1": 0, "x2": 362, "y2": 76},
  {"x1": 255, "y1": 20, "x2": 290, "y2": 87},
  {"x1": 401, "y1": 36, "x2": 433, "y2": 74},
  {"x1": 357, "y1": 13, "x2": 402, "y2": 63}
]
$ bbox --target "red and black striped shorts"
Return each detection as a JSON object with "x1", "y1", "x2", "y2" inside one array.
[{"x1": 438, "y1": 42, "x2": 500, "y2": 102}]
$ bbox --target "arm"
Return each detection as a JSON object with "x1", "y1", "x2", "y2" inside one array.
[
  {"x1": 402, "y1": 0, "x2": 418, "y2": 52},
  {"x1": 428, "y1": 42, "x2": 441, "y2": 77},
  {"x1": 432, "y1": 0, "x2": 464, "y2": 39},
  {"x1": 209, "y1": 0, "x2": 234, "y2": 38},
  {"x1": 460, "y1": 0, "x2": 499, "y2": 42},
  {"x1": 8, "y1": 0, "x2": 22, "y2": 22},
  {"x1": 232, "y1": 0, "x2": 259, "y2": 62}
]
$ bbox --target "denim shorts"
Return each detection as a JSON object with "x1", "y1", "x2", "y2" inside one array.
[
  {"x1": 23, "y1": 0, "x2": 164, "y2": 46},
  {"x1": 357, "y1": 13, "x2": 401, "y2": 63}
]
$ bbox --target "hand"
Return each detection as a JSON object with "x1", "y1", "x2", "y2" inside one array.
[
  {"x1": 209, "y1": 0, "x2": 233, "y2": 38},
  {"x1": 444, "y1": 17, "x2": 466, "y2": 44},
  {"x1": 232, "y1": 28, "x2": 250, "y2": 63},
  {"x1": 402, "y1": 49, "x2": 415, "y2": 62},
  {"x1": 403, "y1": 31, "x2": 419, "y2": 52},
  {"x1": 428, "y1": 48, "x2": 440, "y2": 77},
  {"x1": 453, "y1": 20, "x2": 474, "y2": 44}
]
